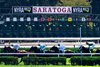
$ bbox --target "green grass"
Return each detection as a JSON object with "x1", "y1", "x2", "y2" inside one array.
[{"x1": 0, "y1": 65, "x2": 100, "y2": 67}]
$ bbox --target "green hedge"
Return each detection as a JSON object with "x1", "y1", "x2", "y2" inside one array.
[
  {"x1": 22, "y1": 57, "x2": 66, "y2": 65},
  {"x1": 0, "y1": 48, "x2": 4, "y2": 53},
  {"x1": 0, "y1": 56, "x2": 18, "y2": 65},
  {"x1": 71, "y1": 56, "x2": 100, "y2": 65}
]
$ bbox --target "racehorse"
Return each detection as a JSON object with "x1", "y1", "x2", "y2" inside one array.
[
  {"x1": 28, "y1": 46, "x2": 43, "y2": 53},
  {"x1": 3, "y1": 45, "x2": 28, "y2": 53},
  {"x1": 3, "y1": 46, "x2": 18, "y2": 53},
  {"x1": 29, "y1": 45, "x2": 59, "y2": 53},
  {"x1": 78, "y1": 45, "x2": 90, "y2": 53},
  {"x1": 28, "y1": 45, "x2": 74, "y2": 53},
  {"x1": 3, "y1": 45, "x2": 28, "y2": 58},
  {"x1": 49, "y1": 45, "x2": 59, "y2": 53}
]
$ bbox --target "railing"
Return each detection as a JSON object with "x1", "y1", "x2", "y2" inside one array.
[
  {"x1": 0, "y1": 37, "x2": 100, "y2": 40},
  {"x1": 0, "y1": 53, "x2": 100, "y2": 57}
]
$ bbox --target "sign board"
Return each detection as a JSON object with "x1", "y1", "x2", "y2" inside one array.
[
  {"x1": 12, "y1": 6, "x2": 32, "y2": 13},
  {"x1": 32, "y1": 6, "x2": 72, "y2": 14},
  {"x1": 72, "y1": 7, "x2": 91, "y2": 14},
  {"x1": 12, "y1": 6, "x2": 91, "y2": 14}
]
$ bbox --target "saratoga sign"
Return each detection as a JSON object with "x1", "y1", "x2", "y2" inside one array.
[
  {"x1": 32, "y1": 6, "x2": 72, "y2": 14},
  {"x1": 12, "y1": 6, "x2": 91, "y2": 14}
]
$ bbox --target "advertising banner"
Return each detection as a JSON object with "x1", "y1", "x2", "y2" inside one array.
[
  {"x1": 12, "y1": 6, "x2": 91, "y2": 14},
  {"x1": 32, "y1": 6, "x2": 72, "y2": 14},
  {"x1": 72, "y1": 7, "x2": 91, "y2": 14},
  {"x1": 12, "y1": 6, "x2": 32, "y2": 13}
]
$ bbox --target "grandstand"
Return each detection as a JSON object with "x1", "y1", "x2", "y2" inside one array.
[
  {"x1": 0, "y1": 0, "x2": 100, "y2": 38},
  {"x1": 0, "y1": 14, "x2": 100, "y2": 37}
]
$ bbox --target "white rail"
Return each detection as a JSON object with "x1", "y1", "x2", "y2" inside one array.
[
  {"x1": 0, "y1": 53, "x2": 100, "y2": 55},
  {"x1": 0, "y1": 37, "x2": 100, "y2": 40}
]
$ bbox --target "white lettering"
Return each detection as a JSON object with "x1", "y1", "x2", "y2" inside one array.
[
  {"x1": 14, "y1": 7, "x2": 24, "y2": 13},
  {"x1": 73, "y1": 7, "x2": 83, "y2": 13}
]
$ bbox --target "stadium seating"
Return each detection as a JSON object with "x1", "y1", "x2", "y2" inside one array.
[
  {"x1": 0, "y1": 1, "x2": 100, "y2": 37},
  {"x1": 0, "y1": 16, "x2": 100, "y2": 38}
]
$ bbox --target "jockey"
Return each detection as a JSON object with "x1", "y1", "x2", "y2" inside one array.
[
  {"x1": 58, "y1": 44, "x2": 65, "y2": 53},
  {"x1": 11, "y1": 42, "x2": 20, "y2": 50},
  {"x1": 78, "y1": 44, "x2": 84, "y2": 52},
  {"x1": 38, "y1": 44, "x2": 46, "y2": 53},
  {"x1": 86, "y1": 42, "x2": 95, "y2": 50}
]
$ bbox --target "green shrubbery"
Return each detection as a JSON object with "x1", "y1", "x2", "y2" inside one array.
[
  {"x1": 71, "y1": 56, "x2": 100, "y2": 65},
  {"x1": 1, "y1": 56, "x2": 100, "y2": 65},
  {"x1": 0, "y1": 48, "x2": 4, "y2": 53},
  {"x1": 22, "y1": 57, "x2": 66, "y2": 65},
  {"x1": 0, "y1": 56, "x2": 18, "y2": 65}
]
